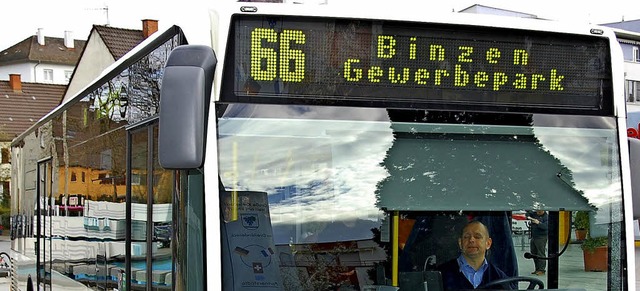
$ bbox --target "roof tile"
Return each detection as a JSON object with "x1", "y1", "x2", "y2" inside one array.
[
  {"x1": 0, "y1": 81, "x2": 65, "y2": 140},
  {"x1": 94, "y1": 25, "x2": 145, "y2": 60},
  {"x1": 0, "y1": 36, "x2": 86, "y2": 66}
]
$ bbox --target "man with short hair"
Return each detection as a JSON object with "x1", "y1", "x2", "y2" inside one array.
[{"x1": 437, "y1": 220, "x2": 513, "y2": 290}]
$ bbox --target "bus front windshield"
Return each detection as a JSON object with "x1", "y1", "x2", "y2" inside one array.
[{"x1": 217, "y1": 104, "x2": 624, "y2": 291}]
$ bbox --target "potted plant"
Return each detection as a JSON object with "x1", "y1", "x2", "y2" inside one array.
[
  {"x1": 581, "y1": 236, "x2": 608, "y2": 272},
  {"x1": 574, "y1": 211, "x2": 589, "y2": 241}
]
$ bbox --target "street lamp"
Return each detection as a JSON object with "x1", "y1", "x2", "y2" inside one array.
[{"x1": 119, "y1": 86, "x2": 128, "y2": 118}]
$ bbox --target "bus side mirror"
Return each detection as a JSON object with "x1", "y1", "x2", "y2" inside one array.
[
  {"x1": 629, "y1": 138, "x2": 640, "y2": 219},
  {"x1": 158, "y1": 45, "x2": 216, "y2": 169}
]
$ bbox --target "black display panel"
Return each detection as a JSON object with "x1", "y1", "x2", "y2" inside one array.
[{"x1": 222, "y1": 15, "x2": 613, "y2": 114}]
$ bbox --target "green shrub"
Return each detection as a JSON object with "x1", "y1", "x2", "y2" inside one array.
[
  {"x1": 581, "y1": 236, "x2": 608, "y2": 253},
  {"x1": 574, "y1": 211, "x2": 589, "y2": 230}
]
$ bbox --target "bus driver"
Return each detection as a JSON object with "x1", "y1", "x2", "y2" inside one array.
[{"x1": 437, "y1": 220, "x2": 514, "y2": 290}]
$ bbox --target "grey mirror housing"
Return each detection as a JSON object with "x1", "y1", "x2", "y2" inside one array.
[{"x1": 158, "y1": 45, "x2": 216, "y2": 169}]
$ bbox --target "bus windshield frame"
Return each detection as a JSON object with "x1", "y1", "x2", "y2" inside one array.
[{"x1": 214, "y1": 8, "x2": 627, "y2": 291}]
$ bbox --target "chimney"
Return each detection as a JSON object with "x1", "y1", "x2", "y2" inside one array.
[
  {"x1": 9, "y1": 74, "x2": 22, "y2": 92},
  {"x1": 37, "y1": 28, "x2": 45, "y2": 45},
  {"x1": 64, "y1": 31, "x2": 74, "y2": 48},
  {"x1": 142, "y1": 19, "x2": 158, "y2": 38}
]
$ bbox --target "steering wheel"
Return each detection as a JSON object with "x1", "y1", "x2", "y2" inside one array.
[{"x1": 478, "y1": 276, "x2": 544, "y2": 290}]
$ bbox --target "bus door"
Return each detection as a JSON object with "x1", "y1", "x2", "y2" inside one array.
[
  {"x1": 127, "y1": 120, "x2": 174, "y2": 290},
  {"x1": 36, "y1": 158, "x2": 52, "y2": 290}
]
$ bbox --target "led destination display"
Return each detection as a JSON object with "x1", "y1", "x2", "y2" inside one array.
[{"x1": 225, "y1": 15, "x2": 612, "y2": 112}]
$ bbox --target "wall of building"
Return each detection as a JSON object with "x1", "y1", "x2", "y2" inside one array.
[
  {"x1": 621, "y1": 43, "x2": 637, "y2": 62},
  {"x1": 33, "y1": 63, "x2": 76, "y2": 84},
  {"x1": 625, "y1": 62, "x2": 640, "y2": 81},
  {"x1": 0, "y1": 63, "x2": 75, "y2": 84},
  {"x1": 63, "y1": 33, "x2": 116, "y2": 101},
  {"x1": 621, "y1": 42, "x2": 640, "y2": 102},
  {"x1": 0, "y1": 64, "x2": 32, "y2": 82}
]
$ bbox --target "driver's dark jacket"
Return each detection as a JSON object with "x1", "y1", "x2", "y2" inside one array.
[{"x1": 437, "y1": 258, "x2": 514, "y2": 290}]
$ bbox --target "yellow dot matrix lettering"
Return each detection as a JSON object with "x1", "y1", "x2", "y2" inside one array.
[
  {"x1": 409, "y1": 37, "x2": 417, "y2": 60},
  {"x1": 550, "y1": 69, "x2": 564, "y2": 91},
  {"x1": 458, "y1": 46, "x2": 473, "y2": 63},
  {"x1": 388, "y1": 67, "x2": 410, "y2": 84},
  {"x1": 279, "y1": 30, "x2": 306, "y2": 82},
  {"x1": 531, "y1": 74, "x2": 545, "y2": 90},
  {"x1": 430, "y1": 45, "x2": 445, "y2": 61},
  {"x1": 343, "y1": 59, "x2": 363, "y2": 81},
  {"x1": 486, "y1": 48, "x2": 500, "y2": 64},
  {"x1": 415, "y1": 69, "x2": 430, "y2": 84},
  {"x1": 378, "y1": 35, "x2": 396, "y2": 58},
  {"x1": 434, "y1": 69, "x2": 449, "y2": 85},
  {"x1": 474, "y1": 72, "x2": 489, "y2": 87},
  {"x1": 513, "y1": 49, "x2": 528, "y2": 65},
  {"x1": 493, "y1": 72, "x2": 507, "y2": 90},
  {"x1": 368, "y1": 66, "x2": 383, "y2": 82},
  {"x1": 454, "y1": 65, "x2": 469, "y2": 86},
  {"x1": 513, "y1": 73, "x2": 527, "y2": 89},
  {"x1": 250, "y1": 28, "x2": 278, "y2": 81}
]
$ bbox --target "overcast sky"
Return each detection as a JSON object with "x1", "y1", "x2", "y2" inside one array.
[{"x1": 1, "y1": 0, "x2": 640, "y2": 51}]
